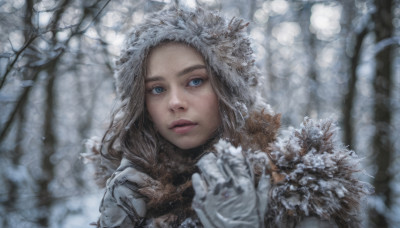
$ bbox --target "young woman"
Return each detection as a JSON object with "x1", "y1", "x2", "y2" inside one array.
[{"x1": 88, "y1": 4, "x2": 373, "y2": 227}]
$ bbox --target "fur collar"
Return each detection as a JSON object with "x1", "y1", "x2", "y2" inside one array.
[
  {"x1": 137, "y1": 110, "x2": 281, "y2": 225},
  {"x1": 85, "y1": 111, "x2": 372, "y2": 227}
]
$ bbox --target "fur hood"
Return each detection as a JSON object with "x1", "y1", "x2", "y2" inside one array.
[{"x1": 115, "y1": 4, "x2": 260, "y2": 113}]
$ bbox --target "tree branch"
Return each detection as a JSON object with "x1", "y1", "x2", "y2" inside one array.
[{"x1": 0, "y1": 34, "x2": 37, "y2": 89}]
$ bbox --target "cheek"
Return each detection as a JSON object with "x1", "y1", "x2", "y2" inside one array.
[
  {"x1": 201, "y1": 92, "x2": 221, "y2": 125},
  {"x1": 145, "y1": 99, "x2": 161, "y2": 124}
]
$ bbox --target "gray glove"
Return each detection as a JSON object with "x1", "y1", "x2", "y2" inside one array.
[
  {"x1": 99, "y1": 158, "x2": 148, "y2": 227},
  {"x1": 192, "y1": 140, "x2": 270, "y2": 228}
]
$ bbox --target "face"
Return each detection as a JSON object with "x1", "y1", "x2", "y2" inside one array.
[{"x1": 145, "y1": 42, "x2": 221, "y2": 150}]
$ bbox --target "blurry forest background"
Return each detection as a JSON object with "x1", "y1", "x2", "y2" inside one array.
[{"x1": 0, "y1": 0, "x2": 399, "y2": 227}]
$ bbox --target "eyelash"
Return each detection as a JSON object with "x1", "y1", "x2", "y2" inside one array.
[
  {"x1": 188, "y1": 78, "x2": 203, "y2": 87},
  {"x1": 150, "y1": 86, "x2": 165, "y2": 95},
  {"x1": 148, "y1": 78, "x2": 204, "y2": 95}
]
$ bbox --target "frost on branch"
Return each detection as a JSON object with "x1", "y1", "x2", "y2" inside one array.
[{"x1": 267, "y1": 117, "x2": 373, "y2": 227}]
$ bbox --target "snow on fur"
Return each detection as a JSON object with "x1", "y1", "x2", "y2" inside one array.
[
  {"x1": 267, "y1": 117, "x2": 373, "y2": 227},
  {"x1": 115, "y1": 5, "x2": 260, "y2": 114}
]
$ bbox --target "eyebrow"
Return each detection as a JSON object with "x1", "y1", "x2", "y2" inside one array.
[
  {"x1": 145, "y1": 64, "x2": 207, "y2": 83},
  {"x1": 177, "y1": 64, "x2": 206, "y2": 77}
]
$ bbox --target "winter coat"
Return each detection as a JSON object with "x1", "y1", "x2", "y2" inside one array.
[{"x1": 85, "y1": 110, "x2": 372, "y2": 228}]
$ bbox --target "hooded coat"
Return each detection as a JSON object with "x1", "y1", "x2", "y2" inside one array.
[{"x1": 84, "y1": 4, "x2": 373, "y2": 228}]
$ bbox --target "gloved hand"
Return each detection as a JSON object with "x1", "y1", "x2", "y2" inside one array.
[
  {"x1": 99, "y1": 157, "x2": 148, "y2": 227},
  {"x1": 192, "y1": 140, "x2": 270, "y2": 228}
]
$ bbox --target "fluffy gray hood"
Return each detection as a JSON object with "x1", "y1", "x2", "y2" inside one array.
[{"x1": 114, "y1": 4, "x2": 259, "y2": 110}]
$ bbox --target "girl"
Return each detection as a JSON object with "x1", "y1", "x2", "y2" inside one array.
[{"x1": 88, "y1": 4, "x2": 372, "y2": 227}]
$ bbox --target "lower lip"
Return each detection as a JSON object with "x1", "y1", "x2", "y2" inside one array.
[{"x1": 172, "y1": 124, "x2": 197, "y2": 134}]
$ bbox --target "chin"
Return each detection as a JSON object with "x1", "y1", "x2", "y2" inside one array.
[
  {"x1": 174, "y1": 140, "x2": 205, "y2": 150},
  {"x1": 176, "y1": 143, "x2": 199, "y2": 150}
]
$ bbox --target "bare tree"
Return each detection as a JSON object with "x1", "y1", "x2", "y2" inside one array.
[
  {"x1": 0, "y1": 0, "x2": 113, "y2": 226},
  {"x1": 340, "y1": 0, "x2": 370, "y2": 149},
  {"x1": 2, "y1": 1, "x2": 37, "y2": 226},
  {"x1": 298, "y1": 2, "x2": 319, "y2": 118},
  {"x1": 369, "y1": 0, "x2": 395, "y2": 227}
]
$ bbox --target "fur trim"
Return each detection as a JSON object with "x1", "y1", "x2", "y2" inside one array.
[
  {"x1": 89, "y1": 111, "x2": 280, "y2": 226},
  {"x1": 89, "y1": 113, "x2": 373, "y2": 227},
  {"x1": 115, "y1": 4, "x2": 260, "y2": 111},
  {"x1": 267, "y1": 118, "x2": 374, "y2": 228}
]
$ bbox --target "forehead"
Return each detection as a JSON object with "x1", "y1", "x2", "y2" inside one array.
[{"x1": 146, "y1": 42, "x2": 205, "y2": 72}]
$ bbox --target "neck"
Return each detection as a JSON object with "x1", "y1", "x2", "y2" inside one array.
[{"x1": 157, "y1": 130, "x2": 221, "y2": 162}]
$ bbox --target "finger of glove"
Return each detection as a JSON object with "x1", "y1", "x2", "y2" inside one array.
[
  {"x1": 114, "y1": 165, "x2": 151, "y2": 186},
  {"x1": 192, "y1": 205, "x2": 218, "y2": 228},
  {"x1": 214, "y1": 140, "x2": 251, "y2": 183},
  {"x1": 106, "y1": 157, "x2": 149, "y2": 188},
  {"x1": 256, "y1": 172, "x2": 270, "y2": 223},
  {"x1": 221, "y1": 147, "x2": 252, "y2": 180},
  {"x1": 217, "y1": 153, "x2": 252, "y2": 193},
  {"x1": 192, "y1": 173, "x2": 208, "y2": 200},
  {"x1": 100, "y1": 185, "x2": 142, "y2": 227},
  {"x1": 217, "y1": 183, "x2": 259, "y2": 221},
  {"x1": 217, "y1": 140, "x2": 246, "y2": 171},
  {"x1": 113, "y1": 184, "x2": 147, "y2": 218},
  {"x1": 100, "y1": 190, "x2": 131, "y2": 227},
  {"x1": 197, "y1": 197, "x2": 232, "y2": 228},
  {"x1": 197, "y1": 153, "x2": 225, "y2": 187},
  {"x1": 196, "y1": 180, "x2": 259, "y2": 228},
  {"x1": 192, "y1": 181, "x2": 221, "y2": 228},
  {"x1": 208, "y1": 192, "x2": 260, "y2": 228},
  {"x1": 215, "y1": 212, "x2": 261, "y2": 228}
]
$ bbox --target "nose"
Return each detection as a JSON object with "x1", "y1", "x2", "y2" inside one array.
[{"x1": 168, "y1": 88, "x2": 187, "y2": 112}]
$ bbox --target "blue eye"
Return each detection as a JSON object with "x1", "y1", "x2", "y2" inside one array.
[
  {"x1": 151, "y1": 86, "x2": 165, "y2": 94},
  {"x1": 188, "y1": 78, "x2": 203, "y2": 87}
]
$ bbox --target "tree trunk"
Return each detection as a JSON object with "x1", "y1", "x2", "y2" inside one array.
[
  {"x1": 342, "y1": 23, "x2": 369, "y2": 149},
  {"x1": 3, "y1": 1, "x2": 35, "y2": 225},
  {"x1": 369, "y1": 0, "x2": 394, "y2": 227},
  {"x1": 37, "y1": 66, "x2": 57, "y2": 227},
  {"x1": 299, "y1": 2, "x2": 319, "y2": 118},
  {"x1": 36, "y1": 0, "x2": 71, "y2": 225}
]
